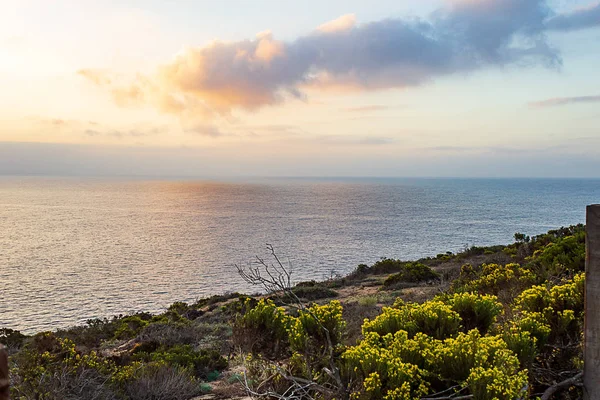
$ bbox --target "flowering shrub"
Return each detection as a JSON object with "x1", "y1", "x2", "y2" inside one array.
[
  {"x1": 502, "y1": 327, "x2": 539, "y2": 369},
  {"x1": 452, "y1": 263, "x2": 535, "y2": 297},
  {"x1": 343, "y1": 331, "x2": 431, "y2": 399},
  {"x1": 514, "y1": 273, "x2": 585, "y2": 341},
  {"x1": 10, "y1": 334, "x2": 119, "y2": 399},
  {"x1": 441, "y1": 292, "x2": 503, "y2": 334},
  {"x1": 362, "y1": 301, "x2": 461, "y2": 340},
  {"x1": 508, "y1": 273, "x2": 585, "y2": 388},
  {"x1": 529, "y1": 231, "x2": 585, "y2": 278},
  {"x1": 344, "y1": 329, "x2": 527, "y2": 400},
  {"x1": 289, "y1": 300, "x2": 346, "y2": 353},
  {"x1": 288, "y1": 301, "x2": 347, "y2": 384},
  {"x1": 233, "y1": 298, "x2": 292, "y2": 358}
]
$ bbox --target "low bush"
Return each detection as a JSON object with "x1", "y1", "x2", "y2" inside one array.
[
  {"x1": 528, "y1": 230, "x2": 585, "y2": 279},
  {"x1": 358, "y1": 296, "x2": 378, "y2": 307},
  {"x1": 343, "y1": 329, "x2": 527, "y2": 400},
  {"x1": 289, "y1": 300, "x2": 346, "y2": 353},
  {"x1": 10, "y1": 334, "x2": 119, "y2": 400},
  {"x1": 442, "y1": 292, "x2": 503, "y2": 334},
  {"x1": 291, "y1": 284, "x2": 338, "y2": 300},
  {"x1": 132, "y1": 344, "x2": 227, "y2": 379},
  {"x1": 193, "y1": 292, "x2": 244, "y2": 309},
  {"x1": 452, "y1": 263, "x2": 536, "y2": 299},
  {"x1": 514, "y1": 273, "x2": 584, "y2": 345},
  {"x1": 233, "y1": 299, "x2": 292, "y2": 359},
  {"x1": 137, "y1": 321, "x2": 198, "y2": 347},
  {"x1": 383, "y1": 262, "x2": 439, "y2": 288},
  {"x1": 362, "y1": 300, "x2": 461, "y2": 340},
  {"x1": 0, "y1": 328, "x2": 27, "y2": 351},
  {"x1": 369, "y1": 258, "x2": 406, "y2": 274},
  {"x1": 121, "y1": 362, "x2": 201, "y2": 400}
]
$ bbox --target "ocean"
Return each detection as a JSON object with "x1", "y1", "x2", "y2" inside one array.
[{"x1": 1, "y1": 176, "x2": 598, "y2": 333}]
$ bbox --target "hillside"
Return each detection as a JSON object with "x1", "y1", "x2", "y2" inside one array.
[{"x1": 2, "y1": 224, "x2": 586, "y2": 399}]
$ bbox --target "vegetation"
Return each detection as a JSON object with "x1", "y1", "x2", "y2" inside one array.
[
  {"x1": 3, "y1": 224, "x2": 586, "y2": 399},
  {"x1": 382, "y1": 262, "x2": 439, "y2": 288}
]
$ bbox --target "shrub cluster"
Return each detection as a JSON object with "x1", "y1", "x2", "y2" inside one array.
[{"x1": 382, "y1": 262, "x2": 439, "y2": 288}]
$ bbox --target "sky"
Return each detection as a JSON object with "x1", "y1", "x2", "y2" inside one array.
[{"x1": 1, "y1": 0, "x2": 599, "y2": 178}]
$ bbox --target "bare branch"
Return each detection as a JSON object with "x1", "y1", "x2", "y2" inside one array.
[
  {"x1": 540, "y1": 371, "x2": 583, "y2": 400},
  {"x1": 420, "y1": 385, "x2": 472, "y2": 400},
  {"x1": 235, "y1": 245, "x2": 345, "y2": 398}
]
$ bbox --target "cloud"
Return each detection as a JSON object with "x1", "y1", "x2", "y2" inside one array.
[
  {"x1": 80, "y1": 0, "x2": 575, "y2": 118},
  {"x1": 26, "y1": 116, "x2": 85, "y2": 129},
  {"x1": 342, "y1": 105, "x2": 390, "y2": 113},
  {"x1": 316, "y1": 135, "x2": 395, "y2": 146},
  {"x1": 83, "y1": 128, "x2": 161, "y2": 139},
  {"x1": 529, "y1": 95, "x2": 600, "y2": 107},
  {"x1": 546, "y1": 2, "x2": 600, "y2": 31},
  {"x1": 78, "y1": 69, "x2": 113, "y2": 86},
  {"x1": 316, "y1": 14, "x2": 357, "y2": 33},
  {"x1": 183, "y1": 123, "x2": 225, "y2": 137},
  {"x1": 425, "y1": 145, "x2": 558, "y2": 155}
]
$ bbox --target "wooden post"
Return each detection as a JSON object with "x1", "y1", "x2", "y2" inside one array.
[
  {"x1": 0, "y1": 344, "x2": 8, "y2": 400},
  {"x1": 585, "y1": 205, "x2": 600, "y2": 399}
]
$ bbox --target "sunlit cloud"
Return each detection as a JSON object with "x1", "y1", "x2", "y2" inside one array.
[
  {"x1": 316, "y1": 14, "x2": 356, "y2": 33},
  {"x1": 529, "y1": 95, "x2": 600, "y2": 108},
  {"x1": 78, "y1": 0, "x2": 598, "y2": 122}
]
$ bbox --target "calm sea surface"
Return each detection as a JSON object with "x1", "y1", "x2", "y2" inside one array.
[{"x1": 1, "y1": 176, "x2": 599, "y2": 333}]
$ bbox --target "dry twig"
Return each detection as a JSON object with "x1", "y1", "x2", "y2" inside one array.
[{"x1": 540, "y1": 371, "x2": 583, "y2": 400}]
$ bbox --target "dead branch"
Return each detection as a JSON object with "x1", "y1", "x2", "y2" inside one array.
[
  {"x1": 420, "y1": 385, "x2": 472, "y2": 399},
  {"x1": 235, "y1": 244, "x2": 345, "y2": 399},
  {"x1": 540, "y1": 371, "x2": 583, "y2": 400}
]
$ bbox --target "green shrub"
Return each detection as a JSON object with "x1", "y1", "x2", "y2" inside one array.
[
  {"x1": 514, "y1": 273, "x2": 584, "y2": 344},
  {"x1": 358, "y1": 296, "x2": 378, "y2": 307},
  {"x1": 289, "y1": 300, "x2": 346, "y2": 353},
  {"x1": 233, "y1": 298, "x2": 292, "y2": 358},
  {"x1": 383, "y1": 262, "x2": 439, "y2": 288},
  {"x1": 113, "y1": 314, "x2": 155, "y2": 340},
  {"x1": 10, "y1": 335, "x2": 119, "y2": 400},
  {"x1": 285, "y1": 301, "x2": 346, "y2": 385},
  {"x1": 343, "y1": 329, "x2": 527, "y2": 400},
  {"x1": 343, "y1": 331, "x2": 431, "y2": 399},
  {"x1": 502, "y1": 327, "x2": 540, "y2": 369},
  {"x1": 369, "y1": 258, "x2": 406, "y2": 274},
  {"x1": 133, "y1": 344, "x2": 227, "y2": 379},
  {"x1": 511, "y1": 312, "x2": 552, "y2": 349},
  {"x1": 192, "y1": 292, "x2": 245, "y2": 310},
  {"x1": 442, "y1": 292, "x2": 503, "y2": 334},
  {"x1": 291, "y1": 284, "x2": 338, "y2": 300},
  {"x1": 0, "y1": 328, "x2": 27, "y2": 351},
  {"x1": 452, "y1": 263, "x2": 535, "y2": 297},
  {"x1": 167, "y1": 301, "x2": 191, "y2": 316},
  {"x1": 352, "y1": 264, "x2": 370, "y2": 276},
  {"x1": 528, "y1": 230, "x2": 585, "y2": 279},
  {"x1": 362, "y1": 301, "x2": 461, "y2": 340}
]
